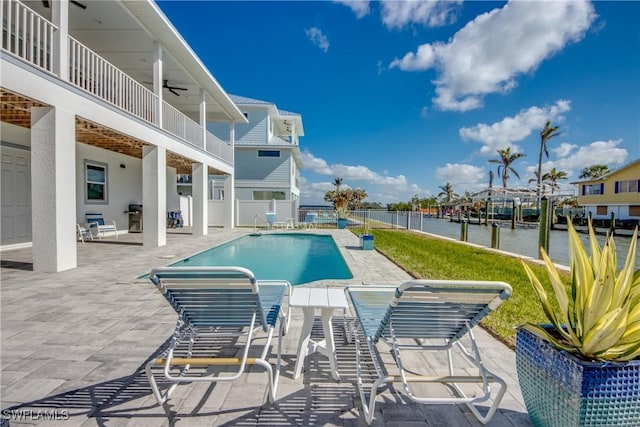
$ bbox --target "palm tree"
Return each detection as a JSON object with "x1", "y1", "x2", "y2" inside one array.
[
  {"x1": 437, "y1": 182, "x2": 458, "y2": 203},
  {"x1": 333, "y1": 177, "x2": 343, "y2": 192},
  {"x1": 542, "y1": 168, "x2": 568, "y2": 194},
  {"x1": 579, "y1": 164, "x2": 609, "y2": 179},
  {"x1": 488, "y1": 147, "x2": 526, "y2": 189},
  {"x1": 536, "y1": 121, "x2": 561, "y2": 201},
  {"x1": 529, "y1": 171, "x2": 548, "y2": 195}
]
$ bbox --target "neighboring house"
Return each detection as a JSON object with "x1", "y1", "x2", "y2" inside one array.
[
  {"x1": 208, "y1": 94, "x2": 304, "y2": 211},
  {"x1": 573, "y1": 159, "x2": 640, "y2": 222},
  {"x1": 1, "y1": 0, "x2": 246, "y2": 272}
]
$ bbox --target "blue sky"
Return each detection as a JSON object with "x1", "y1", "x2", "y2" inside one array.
[{"x1": 158, "y1": 0, "x2": 640, "y2": 205}]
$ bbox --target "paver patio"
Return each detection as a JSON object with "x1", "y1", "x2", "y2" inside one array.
[{"x1": 1, "y1": 228, "x2": 532, "y2": 426}]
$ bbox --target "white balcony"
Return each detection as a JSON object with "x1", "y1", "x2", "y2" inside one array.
[{"x1": 1, "y1": 0, "x2": 235, "y2": 165}]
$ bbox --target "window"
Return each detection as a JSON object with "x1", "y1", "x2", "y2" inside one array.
[
  {"x1": 582, "y1": 183, "x2": 604, "y2": 195},
  {"x1": 258, "y1": 150, "x2": 280, "y2": 158},
  {"x1": 243, "y1": 112, "x2": 248, "y2": 119},
  {"x1": 596, "y1": 206, "x2": 607, "y2": 215},
  {"x1": 615, "y1": 180, "x2": 639, "y2": 193},
  {"x1": 253, "y1": 191, "x2": 285, "y2": 200},
  {"x1": 85, "y1": 161, "x2": 107, "y2": 203}
]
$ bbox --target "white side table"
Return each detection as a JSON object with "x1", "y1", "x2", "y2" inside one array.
[{"x1": 290, "y1": 287, "x2": 349, "y2": 380}]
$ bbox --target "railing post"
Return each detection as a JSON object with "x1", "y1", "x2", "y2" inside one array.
[
  {"x1": 52, "y1": 0, "x2": 69, "y2": 79},
  {"x1": 491, "y1": 223, "x2": 500, "y2": 249},
  {"x1": 610, "y1": 211, "x2": 616, "y2": 236},
  {"x1": 511, "y1": 200, "x2": 516, "y2": 230}
]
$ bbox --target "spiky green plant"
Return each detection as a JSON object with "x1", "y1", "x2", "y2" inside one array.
[{"x1": 521, "y1": 220, "x2": 640, "y2": 361}]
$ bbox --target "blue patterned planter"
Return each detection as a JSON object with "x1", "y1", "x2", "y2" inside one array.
[{"x1": 516, "y1": 327, "x2": 640, "y2": 426}]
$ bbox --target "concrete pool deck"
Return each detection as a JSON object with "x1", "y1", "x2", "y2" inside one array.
[{"x1": 1, "y1": 228, "x2": 532, "y2": 426}]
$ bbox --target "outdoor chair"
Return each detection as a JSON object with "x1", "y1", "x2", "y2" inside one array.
[
  {"x1": 85, "y1": 212, "x2": 118, "y2": 239},
  {"x1": 346, "y1": 279, "x2": 512, "y2": 424},
  {"x1": 76, "y1": 223, "x2": 92, "y2": 243},
  {"x1": 265, "y1": 212, "x2": 286, "y2": 229},
  {"x1": 302, "y1": 212, "x2": 317, "y2": 229},
  {"x1": 146, "y1": 266, "x2": 290, "y2": 406}
]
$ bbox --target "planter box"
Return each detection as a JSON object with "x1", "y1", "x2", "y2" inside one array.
[
  {"x1": 516, "y1": 327, "x2": 640, "y2": 426},
  {"x1": 337, "y1": 218, "x2": 348, "y2": 229},
  {"x1": 360, "y1": 234, "x2": 374, "y2": 250}
]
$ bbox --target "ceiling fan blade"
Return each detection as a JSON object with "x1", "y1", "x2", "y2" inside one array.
[
  {"x1": 169, "y1": 88, "x2": 180, "y2": 96},
  {"x1": 71, "y1": 1, "x2": 87, "y2": 10}
]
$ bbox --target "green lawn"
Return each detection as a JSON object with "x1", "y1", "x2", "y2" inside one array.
[{"x1": 359, "y1": 229, "x2": 566, "y2": 348}]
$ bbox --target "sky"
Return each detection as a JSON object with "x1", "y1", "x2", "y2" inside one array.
[{"x1": 157, "y1": 0, "x2": 640, "y2": 206}]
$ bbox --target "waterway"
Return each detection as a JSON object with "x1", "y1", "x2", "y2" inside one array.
[{"x1": 417, "y1": 217, "x2": 638, "y2": 270}]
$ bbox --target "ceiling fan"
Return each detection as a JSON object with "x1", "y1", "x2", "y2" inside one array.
[
  {"x1": 42, "y1": 0, "x2": 87, "y2": 10},
  {"x1": 162, "y1": 80, "x2": 188, "y2": 96},
  {"x1": 143, "y1": 80, "x2": 188, "y2": 96}
]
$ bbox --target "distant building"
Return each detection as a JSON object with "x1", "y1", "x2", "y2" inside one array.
[
  {"x1": 573, "y1": 159, "x2": 640, "y2": 222},
  {"x1": 208, "y1": 94, "x2": 304, "y2": 211}
]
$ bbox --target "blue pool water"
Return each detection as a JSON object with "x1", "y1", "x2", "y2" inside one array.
[{"x1": 170, "y1": 233, "x2": 353, "y2": 286}]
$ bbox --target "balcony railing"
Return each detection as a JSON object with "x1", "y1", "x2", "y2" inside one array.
[
  {"x1": 2, "y1": 0, "x2": 233, "y2": 166},
  {"x1": 69, "y1": 36, "x2": 157, "y2": 124},
  {"x1": 1, "y1": 0, "x2": 55, "y2": 73},
  {"x1": 162, "y1": 102, "x2": 202, "y2": 148},
  {"x1": 206, "y1": 132, "x2": 233, "y2": 164}
]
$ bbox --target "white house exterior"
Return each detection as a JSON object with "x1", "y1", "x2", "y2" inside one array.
[
  {"x1": 208, "y1": 94, "x2": 304, "y2": 220},
  {"x1": 1, "y1": 0, "x2": 247, "y2": 272}
]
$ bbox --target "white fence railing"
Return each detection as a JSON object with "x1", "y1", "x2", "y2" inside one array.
[
  {"x1": 1, "y1": 0, "x2": 56, "y2": 73},
  {"x1": 162, "y1": 102, "x2": 203, "y2": 148},
  {"x1": 206, "y1": 133, "x2": 233, "y2": 165},
  {"x1": 68, "y1": 36, "x2": 157, "y2": 123},
  {"x1": 2, "y1": 1, "x2": 233, "y2": 165}
]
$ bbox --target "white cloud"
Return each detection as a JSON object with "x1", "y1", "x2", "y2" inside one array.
[
  {"x1": 333, "y1": 0, "x2": 370, "y2": 19},
  {"x1": 334, "y1": 0, "x2": 460, "y2": 28},
  {"x1": 435, "y1": 163, "x2": 486, "y2": 193},
  {"x1": 300, "y1": 151, "x2": 430, "y2": 204},
  {"x1": 459, "y1": 100, "x2": 572, "y2": 155},
  {"x1": 380, "y1": 0, "x2": 461, "y2": 29},
  {"x1": 553, "y1": 142, "x2": 577, "y2": 158},
  {"x1": 389, "y1": 43, "x2": 436, "y2": 71},
  {"x1": 542, "y1": 139, "x2": 628, "y2": 175},
  {"x1": 389, "y1": 0, "x2": 596, "y2": 111},
  {"x1": 305, "y1": 27, "x2": 330, "y2": 52}
]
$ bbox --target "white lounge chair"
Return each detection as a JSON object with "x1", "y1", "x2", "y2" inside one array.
[
  {"x1": 266, "y1": 212, "x2": 286, "y2": 229},
  {"x1": 347, "y1": 279, "x2": 512, "y2": 425},
  {"x1": 76, "y1": 223, "x2": 92, "y2": 243},
  {"x1": 302, "y1": 212, "x2": 317, "y2": 229},
  {"x1": 145, "y1": 266, "x2": 290, "y2": 406},
  {"x1": 85, "y1": 212, "x2": 118, "y2": 239}
]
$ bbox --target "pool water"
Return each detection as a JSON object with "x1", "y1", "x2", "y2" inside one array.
[{"x1": 170, "y1": 233, "x2": 353, "y2": 286}]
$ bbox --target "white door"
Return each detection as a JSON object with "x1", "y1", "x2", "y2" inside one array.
[{"x1": 1, "y1": 146, "x2": 31, "y2": 245}]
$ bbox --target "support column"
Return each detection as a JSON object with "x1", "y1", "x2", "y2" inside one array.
[
  {"x1": 153, "y1": 41, "x2": 163, "y2": 127},
  {"x1": 31, "y1": 106, "x2": 76, "y2": 272},
  {"x1": 224, "y1": 122, "x2": 236, "y2": 228},
  {"x1": 142, "y1": 145, "x2": 166, "y2": 247},
  {"x1": 52, "y1": 0, "x2": 69, "y2": 80},
  {"x1": 199, "y1": 89, "x2": 207, "y2": 150},
  {"x1": 192, "y1": 162, "x2": 207, "y2": 236}
]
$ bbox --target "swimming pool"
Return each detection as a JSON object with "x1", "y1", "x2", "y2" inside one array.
[{"x1": 170, "y1": 233, "x2": 353, "y2": 286}]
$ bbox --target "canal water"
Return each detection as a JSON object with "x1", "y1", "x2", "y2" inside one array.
[{"x1": 417, "y1": 217, "x2": 638, "y2": 270}]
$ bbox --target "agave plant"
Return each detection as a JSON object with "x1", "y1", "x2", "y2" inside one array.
[{"x1": 521, "y1": 220, "x2": 640, "y2": 362}]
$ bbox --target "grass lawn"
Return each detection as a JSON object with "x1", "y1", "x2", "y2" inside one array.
[{"x1": 358, "y1": 229, "x2": 567, "y2": 348}]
